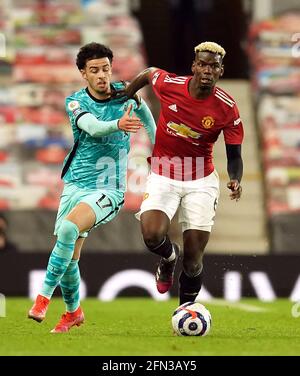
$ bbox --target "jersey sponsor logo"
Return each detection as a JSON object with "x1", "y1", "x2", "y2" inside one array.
[
  {"x1": 68, "y1": 100, "x2": 80, "y2": 111},
  {"x1": 168, "y1": 104, "x2": 178, "y2": 112},
  {"x1": 167, "y1": 121, "x2": 202, "y2": 143},
  {"x1": 164, "y1": 75, "x2": 187, "y2": 85},
  {"x1": 201, "y1": 116, "x2": 215, "y2": 129},
  {"x1": 152, "y1": 71, "x2": 160, "y2": 85},
  {"x1": 233, "y1": 118, "x2": 241, "y2": 126}
]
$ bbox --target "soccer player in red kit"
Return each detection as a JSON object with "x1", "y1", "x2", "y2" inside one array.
[{"x1": 125, "y1": 42, "x2": 244, "y2": 304}]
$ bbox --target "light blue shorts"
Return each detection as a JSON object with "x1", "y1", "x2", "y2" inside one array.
[{"x1": 54, "y1": 183, "x2": 124, "y2": 238}]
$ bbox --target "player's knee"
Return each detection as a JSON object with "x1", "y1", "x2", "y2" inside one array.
[
  {"x1": 183, "y1": 260, "x2": 203, "y2": 278},
  {"x1": 143, "y1": 230, "x2": 165, "y2": 250},
  {"x1": 143, "y1": 233, "x2": 164, "y2": 249},
  {"x1": 57, "y1": 219, "x2": 79, "y2": 244}
]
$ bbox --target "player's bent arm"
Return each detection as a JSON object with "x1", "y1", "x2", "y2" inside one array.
[
  {"x1": 77, "y1": 112, "x2": 119, "y2": 137},
  {"x1": 134, "y1": 98, "x2": 156, "y2": 144},
  {"x1": 77, "y1": 105, "x2": 142, "y2": 137},
  {"x1": 226, "y1": 144, "x2": 243, "y2": 183},
  {"x1": 125, "y1": 67, "x2": 159, "y2": 98}
]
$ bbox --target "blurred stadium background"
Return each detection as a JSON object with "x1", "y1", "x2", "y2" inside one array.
[{"x1": 1, "y1": 0, "x2": 300, "y2": 302}]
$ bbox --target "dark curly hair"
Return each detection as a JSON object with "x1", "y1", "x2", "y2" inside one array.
[{"x1": 76, "y1": 42, "x2": 113, "y2": 70}]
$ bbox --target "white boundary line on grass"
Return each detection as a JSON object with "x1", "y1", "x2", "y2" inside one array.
[{"x1": 205, "y1": 299, "x2": 269, "y2": 313}]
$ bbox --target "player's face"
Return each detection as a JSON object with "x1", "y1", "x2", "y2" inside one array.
[
  {"x1": 81, "y1": 57, "x2": 112, "y2": 99},
  {"x1": 192, "y1": 52, "x2": 224, "y2": 90}
]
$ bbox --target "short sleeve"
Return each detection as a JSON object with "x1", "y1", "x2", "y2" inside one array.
[
  {"x1": 223, "y1": 103, "x2": 244, "y2": 144},
  {"x1": 149, "y1": 69, "x2": 169, "y2": 100}
]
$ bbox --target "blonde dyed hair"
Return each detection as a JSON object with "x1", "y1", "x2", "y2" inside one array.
[{"x1": 194, "y1": 42, "x2": 226, "y2": 58}]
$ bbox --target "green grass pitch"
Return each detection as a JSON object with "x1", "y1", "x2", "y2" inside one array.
[{"x1": 0, "y1": 298, "x2": 300, "y2": 356}]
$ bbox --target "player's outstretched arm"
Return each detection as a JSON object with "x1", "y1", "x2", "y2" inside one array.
[
  {"x1": 225, "y1": 144, "x2": 243, "y2": 201},
  {"x1": 125, "y1": 67, "x2": 159, "y2": 98},
  {"x1": 77, "y1": 104, "x2": 142, "y2": 137},
  {"x1": 134, "y1": 98, "x2": 156, "y2": 144}
]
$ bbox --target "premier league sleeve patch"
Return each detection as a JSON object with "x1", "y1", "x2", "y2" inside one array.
[
  {"x1": 152, "y1": 71, "x2": 160, "y2": 85},
  {"x1": 67, "y1": 100, "x2": 84, "y2": 118},
  {"x1": 68, "y1": 100, "x2": 80, "y2": 111}
]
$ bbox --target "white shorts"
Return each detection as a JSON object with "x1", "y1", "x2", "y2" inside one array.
[{"x1": 137, "y1": 171, "x2": 220, "y2": 232}]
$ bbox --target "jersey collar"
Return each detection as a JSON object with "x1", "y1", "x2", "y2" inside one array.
[{"x1": 85, "y1": 87, "x2": 113, "y2": 103}]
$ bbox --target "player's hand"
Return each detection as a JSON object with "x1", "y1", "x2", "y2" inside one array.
[
  {"x1": 118, "y1": 104, "x2": 143, "y2": 133},
  {"x1": 227, "y1": 179, "x2": 242, "y2": 201}
]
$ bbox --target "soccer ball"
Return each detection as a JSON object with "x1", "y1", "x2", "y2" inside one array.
[{"x1": 172, "y1": 301, "x2": 212, "y2": 336}]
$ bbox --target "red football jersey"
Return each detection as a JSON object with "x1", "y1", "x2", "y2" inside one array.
[{"x1": 149, "y1": 69, "x2": 244, "y2": 180}]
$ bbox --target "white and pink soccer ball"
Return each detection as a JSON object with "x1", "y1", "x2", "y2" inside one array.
[{"x1": 172, "y1": 301, "x2": 212, "y2": 336}]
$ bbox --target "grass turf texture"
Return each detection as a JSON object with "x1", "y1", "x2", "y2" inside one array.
[{"x1": 0, "y1": 298, "x2": 300, "y2": 356}]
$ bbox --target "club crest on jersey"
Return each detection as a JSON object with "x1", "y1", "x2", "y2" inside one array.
[
  {"x1": 201, "y1": 116, "x2": 215, "y2": 129},
  {"x1": 167, "y1": 121, "x2": 201, "y2": 140}
]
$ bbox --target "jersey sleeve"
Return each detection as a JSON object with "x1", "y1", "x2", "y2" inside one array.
[
  {"x1": 149, "y1": 69, "x2": 169, "y2": 100},
  {"x1": 134, "y1": 98, "x2": 156, "y2": 144},
  {"x1": 223, "y1": 103, "x2": 244, "y2": 144},
  {"x1": 65, "y1": 95, "x2": 90, "y2": 128}
]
